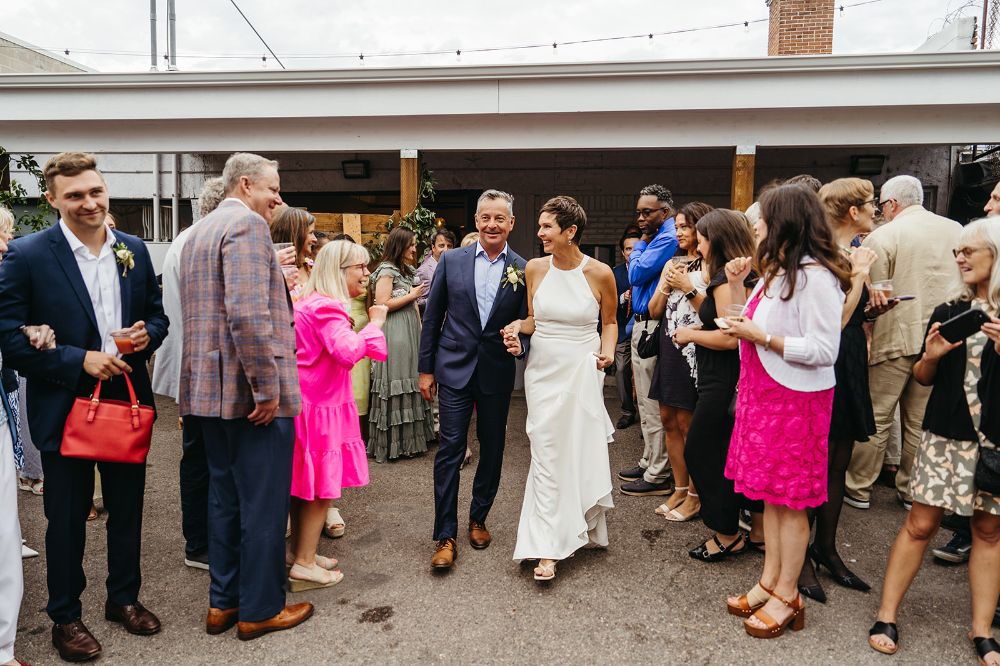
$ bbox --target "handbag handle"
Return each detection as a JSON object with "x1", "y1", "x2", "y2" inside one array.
[{"x1": 88, "y1": 373, "x2": 142, "y2": 430}]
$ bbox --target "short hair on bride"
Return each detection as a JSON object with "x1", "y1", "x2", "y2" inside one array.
[{"x1": 540, "y1": 196, "x2": 587, "y2": 244}]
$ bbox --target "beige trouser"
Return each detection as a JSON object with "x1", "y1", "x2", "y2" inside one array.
[
  {"x1": 846, "y1": 354, "x2": 931, "y2": 503},
  {"x1": 631, "y1": 320, "x2": 669, "y2": 484}
]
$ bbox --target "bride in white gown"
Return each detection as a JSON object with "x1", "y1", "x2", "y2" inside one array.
[{"x1": 502, "y1": 196, "x2": 618, "y2": 582}]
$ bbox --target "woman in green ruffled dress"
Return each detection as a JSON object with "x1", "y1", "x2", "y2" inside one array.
[{"x1": 368, "y1": 227, "x2": 435, "y2": 462}]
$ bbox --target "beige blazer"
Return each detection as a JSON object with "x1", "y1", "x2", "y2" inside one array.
[{"x1": 862, "y1": 205, "x2": 962, "y2": 365}]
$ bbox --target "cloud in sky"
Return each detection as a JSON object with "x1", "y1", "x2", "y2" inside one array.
[{"x1": 0, "y1": 0, "x2": 976, "y2": 73}]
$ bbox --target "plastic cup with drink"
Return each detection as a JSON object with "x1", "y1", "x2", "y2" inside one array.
[{"x1": 110, "y1": 328, "x2": 135, "y2": 355}]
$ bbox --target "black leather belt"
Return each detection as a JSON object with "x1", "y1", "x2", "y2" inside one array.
[{"x1": 634, "y1": 314, "x2": 653, "y2": 322}]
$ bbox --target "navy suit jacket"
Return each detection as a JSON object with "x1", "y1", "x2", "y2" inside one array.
[
  {"x1": 0, "y1": 225, "x2": 167, "y2": 452},
  {"x1": 612, "y1": 262, "x2": 632, "y2": 344},
  {"x1": 418, "y1": 245, "x2": 529, "y2": 395}
]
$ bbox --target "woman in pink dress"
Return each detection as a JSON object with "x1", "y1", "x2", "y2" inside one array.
[
  {"x1": 287, "y1": 240, "x2": 388, "y2": 591},
  {"x1": 720, "y1": 184, "x2": 851, "y2": 638}
]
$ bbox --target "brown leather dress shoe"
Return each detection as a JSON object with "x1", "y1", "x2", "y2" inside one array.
[
  {"x1": 104, "y1": 601, "x2": 162, "y2": 636},
  {"x1": 469, "y1": 520, "x2": 492, "y2": 549},
  {"x1": 205, "y1": 607, "x2": 239, "y2": 635},
  {"x1": 51, "y1": 620, "x2": 102, "y2": 662},
  {"x1": 431, "y1": 538, "x2": 457, "y2": 569},
  {"x1": 237, "y1": 603, "x2": 314, "y2": 641}
]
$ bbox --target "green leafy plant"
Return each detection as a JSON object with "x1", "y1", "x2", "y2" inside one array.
[
  {"x1": 364, "y1": 165, "x2": 440, "y2": 261},
  {"x1": 0, "y1": 146, "x2": 52, "y2": 233}
]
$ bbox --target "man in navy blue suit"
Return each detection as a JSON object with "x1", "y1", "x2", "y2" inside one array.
[
  {"x1": 418, "y1": 189, "x2": 529, "y2": 570},
  {"x1": 0, "y1": 153, "x2": 167, "y2": 663},
  {"x1": 612, "y1": 227, "x2": 642, "y2": 430}
]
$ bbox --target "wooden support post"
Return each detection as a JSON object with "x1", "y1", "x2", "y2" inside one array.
[
  {"x1": 343, "y1": 213, "x2": 362, "y2": 240},
  {"x1": 730, "y1": 145, "x2": 756, "y2": 212},
  {"x1": 400, "y1": 148, "x2": 420, "y2": 216}
]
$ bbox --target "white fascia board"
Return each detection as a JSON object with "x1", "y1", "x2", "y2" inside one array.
[{"x1": 0, "y1": 52, "x2": 997, "y2": 122}]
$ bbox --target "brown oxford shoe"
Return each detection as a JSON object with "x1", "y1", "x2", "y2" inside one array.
[
  {"x1": 51, "y1": 620, "x2": 102, "y2": 662},
  {"x1": 104, "y1": 601, "x2": 161, "y2": 636},
  {"x1": 205, "y1": 607, "x2": 239, "y2": 635},
  {"x1": 237, "y1": 602, "x2": 314, "y2": 641},
  {"x1": 469, "y1": 520, "x2": 492, "y2": 550},
  {"x1": 431, "y1": 538, "x2": 457, "y2": 569}
]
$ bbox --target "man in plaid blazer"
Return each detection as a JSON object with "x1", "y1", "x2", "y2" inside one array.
[{"x1": 179, "y1": 153, "x2": 312, "y2": 640}]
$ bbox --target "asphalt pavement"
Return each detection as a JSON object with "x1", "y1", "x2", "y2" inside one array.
[{"x1": 13, "y1": 388, "x2": 985, "y2": 665}]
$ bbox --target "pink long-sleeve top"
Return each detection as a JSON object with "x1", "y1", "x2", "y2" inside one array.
[{"x1": 293, "y1": 292, "x2": 387, "y2": 406}]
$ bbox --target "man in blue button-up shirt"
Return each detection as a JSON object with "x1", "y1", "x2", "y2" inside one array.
[{"x1": 619, "y1": 184, "x2": 678, "y2": 497}]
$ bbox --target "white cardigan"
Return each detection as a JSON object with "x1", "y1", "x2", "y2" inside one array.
[{"x1": 747, "y1": 262, "x2": 845, "y2": 392}]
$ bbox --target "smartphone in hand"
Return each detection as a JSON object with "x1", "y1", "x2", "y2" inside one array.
[{"x1": 938, "y1": 308, "x2": 990, "y2": 343}]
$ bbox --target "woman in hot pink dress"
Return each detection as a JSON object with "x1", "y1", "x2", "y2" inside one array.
[
  {"x1": 287, "y1": 240, "x2": 388, "y2": 591},
  {"x1": 720, "y1": 184, "x2": 851, "y2": 639}
]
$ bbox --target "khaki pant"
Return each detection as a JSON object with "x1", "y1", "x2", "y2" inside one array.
[
  {"x1": 631, "y1": 320, "x2": 669, "y2": 484},
  {"x1": 846, "y1": 354, "x2": 930, "y2": 503}
]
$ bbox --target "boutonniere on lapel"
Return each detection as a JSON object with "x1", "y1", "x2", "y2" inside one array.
[
  {"x1": 501, "y1": 264, "x2": 525, "y2": 292},
  {"x1": 113, "y1": 242, "x2": 135, "y2": 277}
]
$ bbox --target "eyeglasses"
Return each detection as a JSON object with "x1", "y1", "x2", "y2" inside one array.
[
  {"x1": 952, "y1": 246, "x2": 989, "y2": 259},
  {"x1": 635, "y1": 207, "x2": 668, "y2": 219},
  {"x1": 341, "y1": 262, "x2": 369, "y2": 271},
  {"x1": 861, "y1": 198, "x2": 879, "y2": 211},
  {"x1": 878, "y1": 198, "x2": 895, "y2": 208}
]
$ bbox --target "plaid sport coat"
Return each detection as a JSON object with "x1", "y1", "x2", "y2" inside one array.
[{"x1": 178, "y1": 199, "x2": 300, "y2": 419}]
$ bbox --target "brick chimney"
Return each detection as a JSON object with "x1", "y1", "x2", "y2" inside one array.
[{"x1": 766, "y1": 0, "x2": 835, "y2": 55}]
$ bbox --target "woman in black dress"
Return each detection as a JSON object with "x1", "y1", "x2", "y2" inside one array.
[
  {"x1": 673, "y1": 209, "x2": 762, "y2": 561},
  {"x1": 796, "y1": 178, "x2": 882, "y2": 602}
]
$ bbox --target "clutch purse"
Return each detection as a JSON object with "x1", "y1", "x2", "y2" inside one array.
[
  {"x1": 975, "y1": 446, "x2": 1000, "y2": 496},
  {"x1": 61, "y1": 373, "x2": 154, "y2": 464}
]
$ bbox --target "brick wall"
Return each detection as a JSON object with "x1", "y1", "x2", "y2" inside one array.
[{"x1": 766, "y1": 0, "x2": 835, "y2": 55}]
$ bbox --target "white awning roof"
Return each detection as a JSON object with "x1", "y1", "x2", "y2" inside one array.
[{"x1": 1, "y1": 51, "x2": 997, "y2": 152}]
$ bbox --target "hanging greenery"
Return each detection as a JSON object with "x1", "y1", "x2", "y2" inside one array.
[
  {"x1": 365, "y1": 165, "x2": 439, "y2": 261},
  {"x1": 0, "y1": 146, "x2": 52, "y2": 234}
]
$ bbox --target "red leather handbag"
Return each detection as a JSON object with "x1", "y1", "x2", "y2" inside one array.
[{"x1": 61, "y1": 373, "x2": 154, "y2": 464}]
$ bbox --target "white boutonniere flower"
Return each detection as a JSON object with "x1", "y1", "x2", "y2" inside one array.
[
  {"x1": 113, "y1": 242, "x2": 135, "y2": 277},
  {"x1": 501, "y1": 265, "x2": 525, "y2": 292}
]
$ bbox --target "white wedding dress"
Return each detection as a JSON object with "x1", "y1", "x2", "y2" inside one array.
[{"x1": 513, "y1": 256, "x2": 615, "y2": 563}]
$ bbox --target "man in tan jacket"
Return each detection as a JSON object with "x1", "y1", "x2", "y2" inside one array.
[{"x1": 845, "y1": 175, "x2": 963, "y2": 510}]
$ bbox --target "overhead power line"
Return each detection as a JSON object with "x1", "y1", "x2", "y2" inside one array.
[
  {"x1": 226, "y1": 0, "x2": 285, "y2": 69},
  {"x1": 9, "y1": 0, "x2": 890, "y2": 66}
]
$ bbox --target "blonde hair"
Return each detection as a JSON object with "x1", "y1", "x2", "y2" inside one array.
[
  {"x1": 0, "y1": 207, "x2": 15, "y2": 237},
  {"x1": 302, "y1": 240, "x2": 370, "y2": 306},
  {"x1": 950, "y1": 217, "x2": 1000, "y2": 312},
  {"x1": 460, "y1": 232, "x2": 480, "y2": 248},
  {"x1": 818, "y1": 178, "x2": 874, "y2": 223}
]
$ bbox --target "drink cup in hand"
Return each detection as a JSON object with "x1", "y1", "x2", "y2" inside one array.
[
  {"x1": 110, "y1": 328, "x2": 135, "y2": 354},
  {"x1": 871, "y1": 279, "x2": 893, "y2": 299},
  {"x1": 724, "y1": 304, "x2": 746, "y2": 322}
]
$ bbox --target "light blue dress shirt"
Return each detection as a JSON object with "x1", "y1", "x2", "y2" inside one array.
[{"x1": 474, "y1": 242, "x2": 508, "y2": 328}]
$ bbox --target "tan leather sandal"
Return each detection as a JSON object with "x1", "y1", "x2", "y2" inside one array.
[
  {"x1": 744, "y1": 592, "x2": 804, "y2": 638},
  {"x1": 727, "y1": 581, "x2": 773, "y2": 617}
]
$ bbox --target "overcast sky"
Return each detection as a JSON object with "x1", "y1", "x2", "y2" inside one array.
[{"x1": 0, "y1": 0, "x2": 982, "y2": 72}]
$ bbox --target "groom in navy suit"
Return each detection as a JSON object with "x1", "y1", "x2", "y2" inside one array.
[
  {"x1": 419, "y1": 189, "x2": 529, "y2": 570},
  {"x1": 0, "y1": 153, "x2": 167, "y2": 662}
]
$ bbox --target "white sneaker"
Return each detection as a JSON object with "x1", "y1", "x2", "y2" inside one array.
[
  {"x1": 21, "y1": 540, "x2": 38, "y2": 559},
  {"x1": 843, "y1": 495, "x2": 870, "y2": 510}
]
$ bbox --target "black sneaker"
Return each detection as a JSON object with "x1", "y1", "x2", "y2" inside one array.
[
  {"x1": 184, "y1": 551, "x2": 210, "y2": 571},
  {"x1": 617, "y1": 465, "x2": 644, "y2": 482},
  {"x1": 932, "y1": 532, "x2": 972, "y2": 564},
  {"x1": 620, "y1": 478, "x2": 673, "y2": 496},
  {"x1": 615, "y1": 415, "x2": 636, "y2": 430}
]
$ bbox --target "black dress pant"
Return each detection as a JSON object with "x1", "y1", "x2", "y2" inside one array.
[
  {"x1": 41, "y1": 452, "x2": 146, "y2": 624},
  {"x1": 179, "y1": 416, "x2": 209, "y2": 557}
]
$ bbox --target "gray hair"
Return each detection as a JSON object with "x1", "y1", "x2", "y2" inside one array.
[
  {"x1": 880, "y1": 175, "x2": 924, "y2": 208},
  {"x1": 638, "y1": 184, "x2": 674, "y2": 208},
  {"x1": 222, "y1": 153, "x2": 279, "y2": 195},
  {"x1": 197, "y1": 177, "x2": 226, "y2": 219},
  {"x1": 0, "y1": 206, "x2": 14, "y2": 236},
  {"x1": 476, "y1": 189, "x2": 514, "y2": 217},
  {"x1": 950, "y1": 217, "x2": 1000, "y2": 311}
]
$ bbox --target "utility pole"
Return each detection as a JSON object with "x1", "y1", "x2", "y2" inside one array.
[
  {"x1": 167, "y1": 0, "x2": 178, "y2": 71},
  {"x1": 149, "y1": 0, "x2": 158, "y2": 71}
]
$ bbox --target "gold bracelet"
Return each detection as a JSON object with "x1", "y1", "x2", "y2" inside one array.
[{"x1": 764, "y1": 334, "x2": 773, "y2": 351}]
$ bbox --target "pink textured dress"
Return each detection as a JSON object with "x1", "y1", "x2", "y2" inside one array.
[
  {"x1": 291, "y1": 293, "x2": 387, "y2": 501},
  {"x1": 725, "y1": 289, "x2": 833, "y2": 510}
]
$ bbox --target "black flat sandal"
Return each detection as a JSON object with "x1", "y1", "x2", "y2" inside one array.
[
  {"x1": 688, "y1": 533, "x2": 746, "y2": 563},
  {"x1": 868, "y1": 621, "x2": 899, "y2": 655},
  {"x1": 973, "y1": 636, "x2": 1000, "y2": 665}
]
